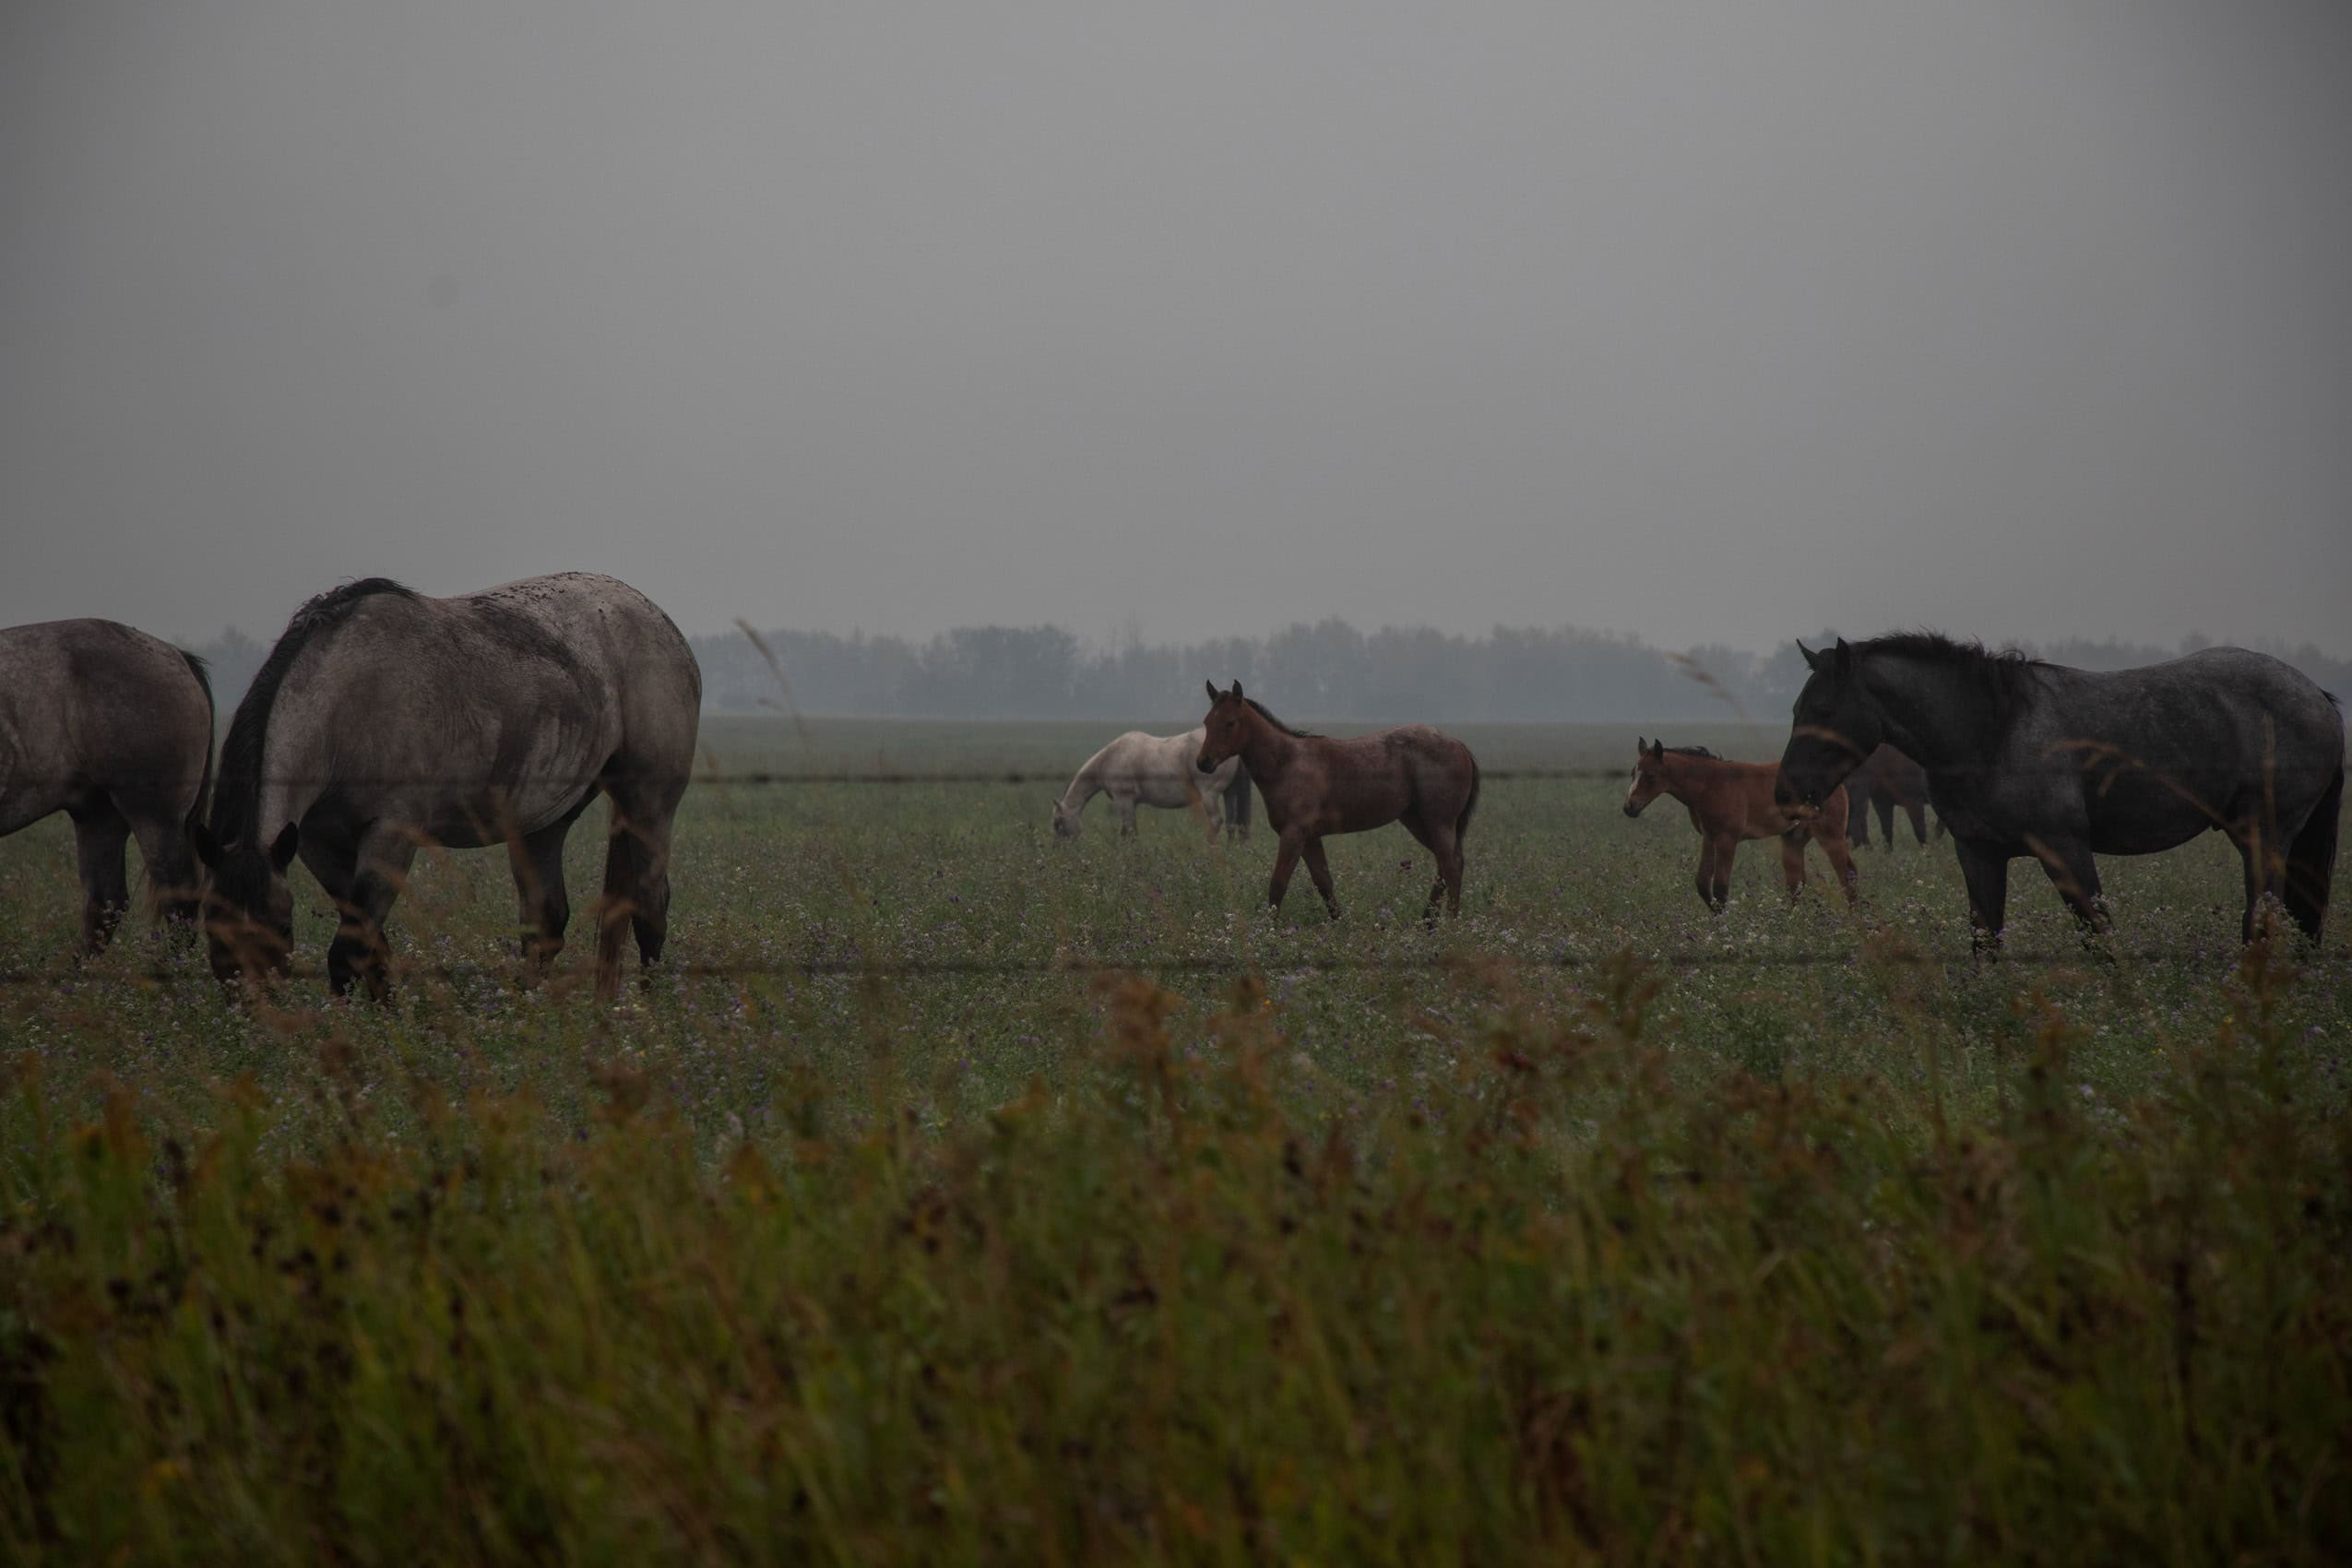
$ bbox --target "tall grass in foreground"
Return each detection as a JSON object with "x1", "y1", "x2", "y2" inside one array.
[{"x1": 3, "y1": 944, "x2": 2347, "y2": 1565}]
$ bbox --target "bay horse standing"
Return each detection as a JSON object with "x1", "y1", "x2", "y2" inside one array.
[
  {"x1": 1052, "y1": 727, "x2": 1251, "y2": 841},
  {"x1": 0, "y1": 620, "x2": 214, "y2": 953},
  {"x1": 1844, "y1": 743, "x2": 1940, "y2": 850},
  {"x1": 193, "y1": 573, "x2": 702, "y2": 999},
  {"x1": 1775, "y1": 634, "x2": 2344, "y2": 949},
  {"x1": 1194, "y1": 682, "x2": 1478, "y2": 921},
  {"x1": 1623, "y1": 739, "x2": 1858, "y2": 913}
]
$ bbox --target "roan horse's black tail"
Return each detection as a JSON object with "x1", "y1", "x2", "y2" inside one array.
[
  {"x1": 2285, "y1": 759, "x2": 2342, "y2": 942},
  {"x1": 1457, "y1": 756, "x2": 1481, "y2": 840},
  {"x1": 179, "y1": 649, "x2": 216, "y2": 836},
  {"x1": 1227, "y1": 767, "x2": 1253, "y2": 835}
]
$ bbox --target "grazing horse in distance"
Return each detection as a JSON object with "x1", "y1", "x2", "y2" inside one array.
[
  {"x1": 1623, "y1": 739, "x2": 1858, "y2": 913},
  {"x1": 192, "y1": 573, "x2": 702, "y2": 1000},
  {"x1": 0, "y1": 620, "x2": 215, "y2": 953},
  {"x1": 1194, "y1": 681, "x2": 1478, "y2": 921},
  {"x1": 1775, "y1": 634, "x2": 2344, "y2": 950},
  {"x1": 1051, "y1": 727, "x2": 1251, "y2": 841},
  {"x1": 1844, "y1": 743, "x2": 1941, "y2": 850}
]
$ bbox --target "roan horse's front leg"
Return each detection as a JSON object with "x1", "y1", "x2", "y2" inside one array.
[
  {"x1": 1953, "y1": 838, "x2": 2011, "y2": 957},
  {"x1": 325, "y1": 825, "x2": 421, "y2": 1001}
]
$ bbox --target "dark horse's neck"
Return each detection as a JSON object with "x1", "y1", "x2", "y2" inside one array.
[{"x1": 1858, "y1": 653, "x2": 2019, "y2": 776}]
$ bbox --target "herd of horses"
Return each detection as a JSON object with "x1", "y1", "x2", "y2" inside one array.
[{"x1": 0, "y1": 572, "x2": 2342, "y2": 997}]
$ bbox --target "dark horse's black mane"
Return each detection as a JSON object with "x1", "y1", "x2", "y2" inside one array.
[
  {"x1": 1859, "y1": 631, "x2": 2049, "y2": 714},
  {"x1": 1244, "y1": 697, "x2": 1313, "y2": 738},
  {"x1": 212, "y1": 577, "x2": 420, "y2": 840}
]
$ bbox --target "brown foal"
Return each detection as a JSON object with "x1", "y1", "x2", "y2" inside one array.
[
  {"x1": 1194, "y1": 682, "x2": 1479, "y2": 921},
  {"x1": 1622, "y1": 739, "x2": 1858, "y2": 913}
]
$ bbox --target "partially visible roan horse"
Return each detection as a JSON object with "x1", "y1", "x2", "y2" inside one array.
[
  {"x1": 1623, "y1": 739, "x2": 1858, "y2": 912},
  {"x1": 0, "y1": 620, "x2": 214, "y2": 953},
  {"x1": 1776, "y1": 634, "x2": 2344, "y2": 949},
  {"x1": 193, "y1": 573, "x2": 702, "y2": 998},
  {"x1": 1843, "y1": 743, "x2": 1941, "y2": 850},
  {"x1": 1194, "y1": 682, "x2": 1477, "y2": 921},
  {"x1": 1052, "y1": 728, "x2": 1251, "y2": 841}
]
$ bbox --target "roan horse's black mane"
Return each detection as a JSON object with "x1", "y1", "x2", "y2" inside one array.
[
  {"x1": 1243, "y1": 697, "x2": 1313, "y2": 738},
  {"x1": 1853, "y1": 631, "x2": 2049, "y2": 718},
  {"x1": 212, "y1": 577, "x2": 420, "y2": 842}
]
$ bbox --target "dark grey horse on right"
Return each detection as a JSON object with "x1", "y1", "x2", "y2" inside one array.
[
  {"x1": 0, "y1": 619, "x2": 215, "y2": 953},
  {"x1": 1776, "y1": 634, "x2": 2342, "y2": 951}
]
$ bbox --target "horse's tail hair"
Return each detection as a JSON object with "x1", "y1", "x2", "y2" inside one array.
[
  {"x1": 1227, "y1": 766, "x2": 1252, "y2": 832},
  {"x1": 1457, "y1": 756, "x2": 1481, "y2": 840},
  {"x1": 2284, "y1": 760, "x2": 2341, "y2": 942},
  {"x1": 179, "y1": 648, "x2": 216, "y2": 837}
]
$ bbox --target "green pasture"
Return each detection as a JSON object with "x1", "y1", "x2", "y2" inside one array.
[{"x1": 2, "y1": 719, "x2": 2346, "y2": 1562}]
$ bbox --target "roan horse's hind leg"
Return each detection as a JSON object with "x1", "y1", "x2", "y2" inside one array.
[
  {"x1": 596, "y1": 778, "x2": 685, "y2": 1000},
  {"x1": 509, "y1": 799, "x2": 592, "y2": 974},
  {"x1": 67, "y1": 799, "x2": 132, "y2": 955}
]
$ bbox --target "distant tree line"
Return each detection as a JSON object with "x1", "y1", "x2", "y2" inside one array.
[{"x1": 177, "y1": 618, "x2": 2352, "y2": 724}]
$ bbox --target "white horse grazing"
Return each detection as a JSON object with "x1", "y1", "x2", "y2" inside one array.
[{"x1": 1051, "y1": 728, "x2": 1252, "y2": 841}]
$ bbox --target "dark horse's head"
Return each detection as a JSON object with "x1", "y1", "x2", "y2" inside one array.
[
  {"x1": 1197, "y1": 681, "x2": 1253, "y2": 775},
  {"x1": 190, "y1": 821, "x2": 302, "y2": 983},
  {"x1": 1775, "y1": 638, "x2": 1882, "y2": 816}
]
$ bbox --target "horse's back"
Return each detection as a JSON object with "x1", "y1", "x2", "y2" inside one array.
[
  {"x1": 0, "y1": 620, "x2": 210, "y2": 824},
  {"x1": 458, "y1": 573, "x2": 701, "y2": 772},
  {"x1": 2030, "y1": 648, "x2": 2342, "y2": 845}
]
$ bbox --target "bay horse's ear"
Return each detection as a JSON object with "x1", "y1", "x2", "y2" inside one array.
[
  {"x1": 190, "y1": 822, "x2": 220, "y2": 870},
  {"x1": 1797, "y1": 639, "x2": 1819, "y2": 672},
  {"x1": 1833, "y1": 637, "x2": 1854, "y2": 675},
  {"x1": 1647, "y1": 739, "x2": 1665, "y2": 759},
  {"x1": 268, "y1": 822, "x2": 301, "y2": 873},
  {"x1": 1231, "y1": 680, "x2": 1244, "y2": 701},
  {"x1": 1206, "y1": 680, "x2": 1218, "y2": 702}
]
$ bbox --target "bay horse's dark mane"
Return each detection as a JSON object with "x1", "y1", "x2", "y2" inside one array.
[
  {"x1": 1664, "y1": 744, "x2": 1718, "y2": 759},
  {"x1": 1243, "y1": 697, "x2": 1313, "y2": 738},
  {"x1": 212, "y1": 576, "x2": 420, "y2": 841}
]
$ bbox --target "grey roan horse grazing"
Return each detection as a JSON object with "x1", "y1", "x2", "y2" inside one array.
[
  {"x1": 1776, "y1": 634, "x2": 2343, "y2": 951},
  {"x1": 193, "y1": 573, "x2": 702, "y2": 999},
  {"x1": 1194, "y1": 682, "x2": 1479, "y2": 921},
  {"x1": 0, "y1": 620, "x2": 215, "y2": 953}
]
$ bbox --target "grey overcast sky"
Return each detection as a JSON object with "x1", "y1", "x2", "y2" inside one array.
[{"x1": 4, "y1": 1, "x2": 2347, "y2": 652}]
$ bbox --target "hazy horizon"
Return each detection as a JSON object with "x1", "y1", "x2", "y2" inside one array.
[{"x1": 7, "y1": 3, "x2": 2348, "y2": 655}]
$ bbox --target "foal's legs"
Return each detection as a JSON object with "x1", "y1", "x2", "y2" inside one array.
[
  {"x1": 1300, "y1": 838, "x2": 1342, "y2": 920},
  {"x1": 1817, "y1": 828, "x2": 1860, "y2": 905},
  {"x1": 1953, "y1": 839, "x2": 2011, "y2": 956},
  {"x1": 1698, "y1": 835, "x2": 1738, "y2": 912},
  {"x1": 1778, "y1": 829, "x2": 1811, "y2": 901},
  {"x1": 1266, "y1": 832, "x2": 1306, "y2": 912},
  {"x1": 67, "y1": 799, "x2": 132, "y2": 956}
]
